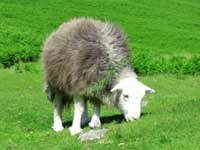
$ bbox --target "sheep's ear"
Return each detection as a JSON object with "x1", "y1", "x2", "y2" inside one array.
[
  {"x1": 111, "y1": 83, "x2": 122, "y2": 92},
  {"x1": 143, "y1": 85, "x2": 155, "y2": 94}
]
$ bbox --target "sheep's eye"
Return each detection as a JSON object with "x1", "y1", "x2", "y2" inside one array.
[{"x1": 123, "y1": 94, "x2": 129, "y2": 98}]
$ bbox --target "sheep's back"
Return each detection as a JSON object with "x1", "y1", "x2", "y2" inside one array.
[{"x1": 42, "y1": 18, "x2": 110, "y2": 95}]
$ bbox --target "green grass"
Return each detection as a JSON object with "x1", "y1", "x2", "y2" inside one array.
[
  {"x1": 1, "y1": 67, "x2": 200, "y2": 150},
  {"x1": 0, "y1": 0, "x2": 200, "y2": 74},
  {"x1": 1, "y1": 0, "x2": 200, "y2": 148}
]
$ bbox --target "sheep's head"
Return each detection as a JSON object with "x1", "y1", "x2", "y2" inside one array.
[{"x1": 111, "y1": 77, "x2": 155, "y2": 121}]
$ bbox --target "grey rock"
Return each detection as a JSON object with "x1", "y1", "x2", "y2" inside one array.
[{"x1": 78, "y1": 128, "x2": 109, "y2": 141}]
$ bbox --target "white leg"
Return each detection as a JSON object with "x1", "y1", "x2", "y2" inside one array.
[
  {"x1": 52, "y1": 95, "x2": 64, "y2": 132},
  {"x1": 81, "y1": 100, "x2": 90, "y2": 126},
  {"x1": 89, "y1": 102, "x2": 101, "y2": 128},
  {"x1": 69, "y1": 97, "x2": 84, "y2": 135}
]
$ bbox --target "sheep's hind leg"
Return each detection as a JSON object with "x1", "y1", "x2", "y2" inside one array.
[
  {"x1": 69, "y1": 96, "x2": 84, "y2": 135},
  {"x1": 89, "y1": 102, "x2": 101, "y2": 128},
  {"x1": 52, "y1": 94, "x2": 64, "y2": 132},
  {"x1": 81, "y1": 100, "x2": 90, "y2": 126}
]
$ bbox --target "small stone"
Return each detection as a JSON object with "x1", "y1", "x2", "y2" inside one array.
[{"x1": 78, "y1": 128, "x2": 109, "y2": 141}]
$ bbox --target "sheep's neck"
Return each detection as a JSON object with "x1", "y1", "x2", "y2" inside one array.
[{"x1": 111, "y1": 65, "x2": 137, "y2": 87}]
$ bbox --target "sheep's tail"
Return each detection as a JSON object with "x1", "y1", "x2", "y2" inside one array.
[
  {"x1": 44, "y1": 82, "x2": 72, "y2": 109},
  {"x1": 44, "y1": 82, "x2": 55, "y2": 102}
]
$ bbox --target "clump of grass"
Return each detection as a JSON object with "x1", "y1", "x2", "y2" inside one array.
[
  {"x1": 0, "y1": 49, "x2": 39, "y2": 68},
  {"x1": 12, "y1": 62, "x2": 41, "y2": 73},
  {"x1": 2, "y1": 50, "x2": 200, "y2": 75},
  {"x1": 132, "y1": 51, "x2": 200, "y2": 75},
  {"x1": 87, "y1": 59, "x2": 129, "y2": 95}
]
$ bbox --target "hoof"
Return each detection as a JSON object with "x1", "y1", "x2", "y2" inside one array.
[
  {"x1": 69, "y1": 126, "x2": 82, "y2": 135},
  {"x1": 89, "y1": 118, "x2": 101, "y2": 128},
  {"x1": 52, "y1": 124, "x2": 64, "y2": 132}
]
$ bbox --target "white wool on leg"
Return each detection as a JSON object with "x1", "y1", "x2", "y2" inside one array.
[
  {"x1": 69, "y1": 97, "x2": 84, "y2": 135},
  {"x1": 81, "y1": 100, "x2": 90, "y2": 126},
  {"x1": 52, "y1": 95, "x2": 64, "y2": 132},
  {"x1": 89, "y1": 102, "x2": 101, "y2": 128}
]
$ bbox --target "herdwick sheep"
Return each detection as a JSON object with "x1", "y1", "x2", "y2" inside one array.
[{"x1": 42, "y1": 18, "x2": 155, "y2": 135}]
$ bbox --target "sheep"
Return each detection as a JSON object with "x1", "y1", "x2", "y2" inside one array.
[{"x1": 42, "y1": 18, "x2": 155, "y2": 135}]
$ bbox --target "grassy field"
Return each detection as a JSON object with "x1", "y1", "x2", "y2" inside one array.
[
  {"x1": 0, "y1": 0, "x2": 200, "y2": 74},
  {"x1": 0, "y1": 67, "x2": 200, "y2": 150},
  {"x1": 1, "y1": 0, "x2": 200, "y2": 149}
]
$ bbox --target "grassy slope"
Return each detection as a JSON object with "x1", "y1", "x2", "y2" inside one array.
[
  {"x1": 0, "y1": 68, "x2": 200, "y2": 150},
  {"x1": 0, "y1": 0, "x2": 200, "y2": 65},
  {"x1": 0, "y1": 0, "x2": 200, "y2": 149}
]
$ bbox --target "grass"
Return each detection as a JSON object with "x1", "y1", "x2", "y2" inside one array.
[
  {"x1": 0, "y1": 0, "x2": 200, "y2": 74},
  {"x1": 0, "y1": 67, "x2": 200, "y2": 150},
  {"x1": 1, "y1": 0, "x2": 200, "y2": 149}
]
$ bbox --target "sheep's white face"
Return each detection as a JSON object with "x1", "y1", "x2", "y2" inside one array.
[{"x1": 111, "y1": 78, "x2": 155, "y2": 121}]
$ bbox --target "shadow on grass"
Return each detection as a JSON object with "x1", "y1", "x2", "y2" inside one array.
[
  {"x1": 63, "y1": 114, "x2": 124, "y2": 128},
  {"x1": 63, "y1": 112, "x2": 150, "y2": 128}
]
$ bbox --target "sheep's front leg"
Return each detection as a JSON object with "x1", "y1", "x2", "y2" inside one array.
[
  {"x1": 52, "y1": 95, "x2": 64, "y2": 132},
  {"x1": 69, "y1": 97, "x2": 84, "y2": 135},
  {"x1": 89, "y1": 102, "x2": 101, "y2": 128}
]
